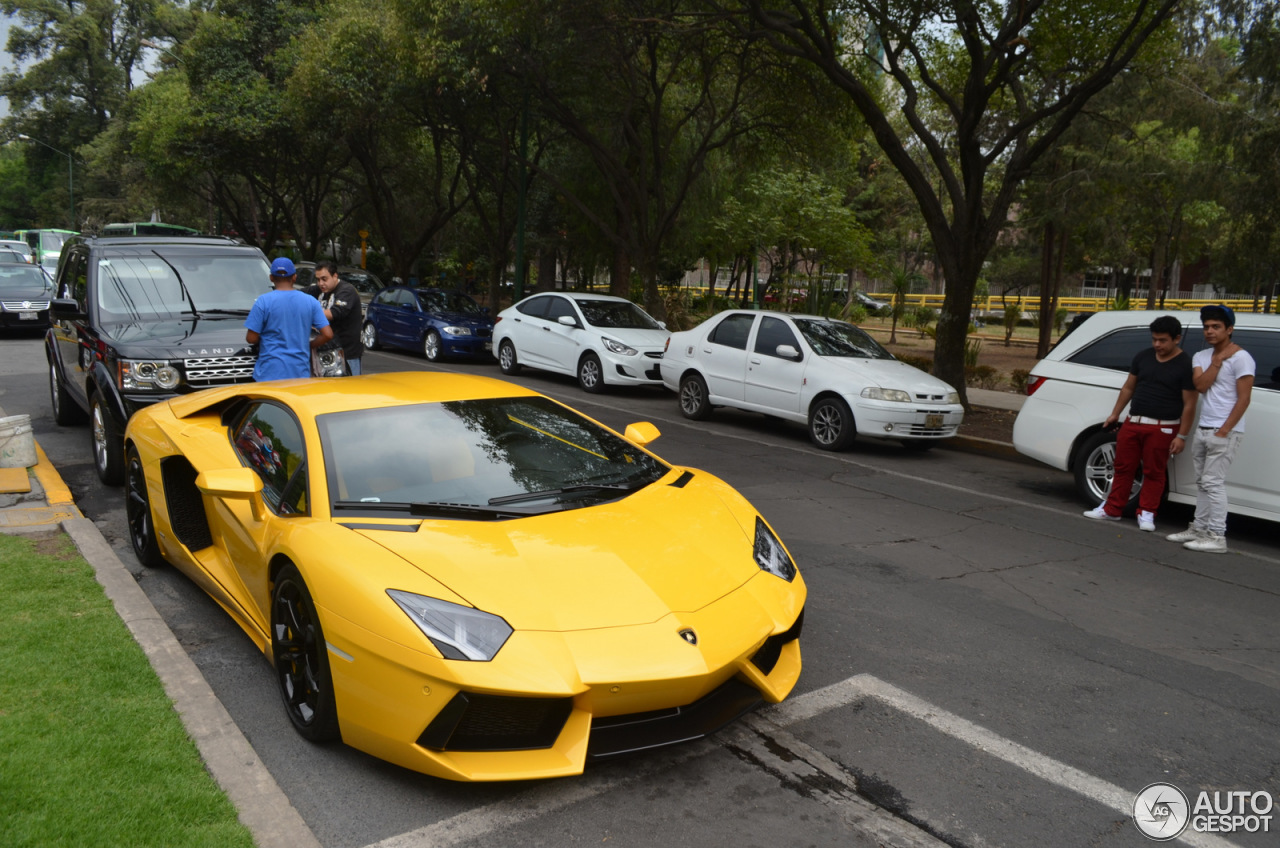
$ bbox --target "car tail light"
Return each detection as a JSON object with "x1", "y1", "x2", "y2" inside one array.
[
  {"x1": 494, "y1": 316, "x2": 503, "y2": 324},
  {"x1": 664, "y1": 337, "x2": 669, "y2": 352},
  {"x1": 1025, "y1": 375, "x2": 1047, "y2": 396}
]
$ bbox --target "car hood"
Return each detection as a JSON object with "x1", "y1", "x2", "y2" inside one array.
[
  {"x1": 351, "y1": 473, "x2": 762, "y2": 632},
  {"x1": 434, "y1": 310, "x2": 493, "y2": 328},
  {"x1": 591, "y1": 326, "x2": 669, "y2": 348},
  {"x1": 822, "y1": 356, "x2": 957, "y2": 394},
  {"x1": 102, "y1": 318, "x2": 256, "y2": 357}
]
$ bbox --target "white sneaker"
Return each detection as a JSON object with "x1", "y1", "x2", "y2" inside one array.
[
  {"x1": 1082, "y1": 505, "x2": 1120, "y2": 521},
  {"x1": 1184, "y1": 533, "x2": 1227, "y2": 554},
  {"x1": 1137, "y1": 511, "x2": 1156, "y2": 532},
  {"x1": 1166, "y1": 525, "x2": 1204, "y2": 543}
]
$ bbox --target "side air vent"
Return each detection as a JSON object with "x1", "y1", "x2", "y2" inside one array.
[{"x1": 161, "y1": 456, "x2": 213, "y2": 551}]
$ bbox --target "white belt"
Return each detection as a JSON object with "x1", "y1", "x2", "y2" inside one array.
[{"x1": 1127, "y1": 416, "x2": 1180, "y2": 426}]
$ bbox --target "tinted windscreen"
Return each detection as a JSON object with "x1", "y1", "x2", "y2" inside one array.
[
  {"x1": 96, "y1": 252, "x2": 270, "y2": 320},
  {"x1": 0, "y1": 264, "x2": 51, "y2": 292},
  {"x1": 577, "y1": 299, "x2": 660, "y2": 330},
  {"x1": 320, "y1": 396, "x2": 669, "y2": 517},
  {"x1": 795, "y1": 319, "x2": 893, "y2": 359}
]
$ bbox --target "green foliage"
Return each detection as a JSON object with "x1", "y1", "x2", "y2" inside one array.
[
  {"x1": 1010, "y1": 369, "x2": 1032, "y2": 392},
  {"x1": 1110, "y1": 292, "x2": 1132, "y2": 311},
  {"x1": 0, "y1": 533, "x2": 253, "y2": 848},
  {"x1": 964, "y1": 337, "x2": 983, "y2": 368},
  {"x1": 896, "y1": 353, "x2": 933, "y2": 372}
]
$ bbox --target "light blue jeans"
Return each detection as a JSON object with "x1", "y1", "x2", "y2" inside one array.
[{"x1": 1191, "y1": 430, "x2": 1243, "y2": 535}]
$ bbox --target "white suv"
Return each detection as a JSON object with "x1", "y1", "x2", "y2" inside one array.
[{"x1": 1012, "y1": 310, "x2": 1280, "y2": 520}]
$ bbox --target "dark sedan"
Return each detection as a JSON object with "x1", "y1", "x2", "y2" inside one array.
[
  {"x1": 360, "y1": 286, "x2": 494, "y2": 361},
  {"x1": 0, "y1": 261, "x2": 54, "y2": 330}
]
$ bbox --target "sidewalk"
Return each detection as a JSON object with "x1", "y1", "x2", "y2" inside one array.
[{"x1": 0, "y1": 405, "x2": 320, "y2": 848}]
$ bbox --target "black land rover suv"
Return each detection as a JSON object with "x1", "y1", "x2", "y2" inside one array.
[{"x1": 45, "y1": 235, "x2": 271, "y2": 484}]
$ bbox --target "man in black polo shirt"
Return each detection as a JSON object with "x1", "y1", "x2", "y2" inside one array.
[
  {"x1": 306, "y1": 260, "x2": 364, "y2": 374},
  {"x1": 1083, "y1": 314, "x2": 1197, "y2": 531}
]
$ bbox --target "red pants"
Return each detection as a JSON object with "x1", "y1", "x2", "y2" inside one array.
[{"x1": 1104, "y1": 420, "x2": 1177, "y2": 516}]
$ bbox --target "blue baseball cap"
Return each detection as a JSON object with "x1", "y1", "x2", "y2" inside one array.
[
  {"x1": 270, "y1": 257, "x2": 296, "y2": 278},
  {"x1": 1200, "y1": 303, "x2": 1235, "y2": 327}
]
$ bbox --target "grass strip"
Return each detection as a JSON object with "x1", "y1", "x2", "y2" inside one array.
[{"x1": 0, "y1": 532, "x2": 255, "y2": 848}]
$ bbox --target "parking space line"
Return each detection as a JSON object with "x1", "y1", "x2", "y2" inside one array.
[{"x1": 763, "y1": 675, "x2": 1241, "y2": 848}]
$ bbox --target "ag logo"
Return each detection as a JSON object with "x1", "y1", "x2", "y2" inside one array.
[
  {"x1": 677, "y1": 628, "x2": 697, "y2": 646},
  {"x1": 1133, "y1": 782, "x2": 1190, "y2": 841}
]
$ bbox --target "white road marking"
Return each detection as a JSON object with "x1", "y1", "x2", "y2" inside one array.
[
  {"x1": 763, "y1": 675, "x2": 1242, "y2": 848},
  {"x1": 361, "y1": 673, "x2": 1238, "y2": 848}
]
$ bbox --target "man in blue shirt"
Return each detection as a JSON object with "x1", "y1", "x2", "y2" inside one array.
[{"x1": 246, "y1": 257, "x2": 333, "y2": 381}]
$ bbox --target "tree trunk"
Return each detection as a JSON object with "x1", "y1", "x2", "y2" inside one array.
[
  {"x1": 611, "y1": 244, "x2": 630, "y2": 298},
  {"x1": 1037, "y1": 221, "x2": 1056, "y2": 358}
]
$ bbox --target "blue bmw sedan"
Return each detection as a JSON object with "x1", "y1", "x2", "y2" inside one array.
[{"x1": 360, "y1": 287, "x2": 495, "y2": 361}]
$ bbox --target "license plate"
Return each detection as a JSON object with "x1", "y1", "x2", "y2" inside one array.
[
  {"x1": 19, "y1": 311, "x2": 37, "y2": 320},
  {"x1": 925, "y1": 413, "x2": 944, "y2": 428}
]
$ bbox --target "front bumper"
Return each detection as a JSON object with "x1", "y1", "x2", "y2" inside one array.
[
  {"x1": 322, "y1": 573, "x2": 805, "y2": 781},
  {"x1": 0, "y1": 307, "x2": 49, "y2": 328},
  {"x1": 442, "y1": 335, "x2": 495, "y2": 359},
  {"x1": 603, "y1": 349, "x2": 666, "y2": 386},
  {"x1": 852, "y1": 399, "x2": 965, "y2": 440}
]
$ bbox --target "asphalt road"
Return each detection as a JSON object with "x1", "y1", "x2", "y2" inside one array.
[{"x1": 3, "y1": 332, "x2": 1278, "y2": 848}]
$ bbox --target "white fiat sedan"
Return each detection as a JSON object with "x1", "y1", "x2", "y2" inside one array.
[
  {"x1": 494, "y1": 292, "x2": 670, "y2": 393},
  {"x1": 661, "y1": 310, "x2": 964, "y2": 450}
]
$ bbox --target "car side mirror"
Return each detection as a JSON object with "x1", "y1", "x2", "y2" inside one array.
[
  {"x1": 50, "y1": 298, "x2": 86, "y2": 321},
  {"x1": 658, "y1": 321, "x2": 667, "y2": 330},
  {"x1": 776, "y1": 344, "x2": 802, "y2": 361},
  {"x1": 557, "y1": 315, "x2": 578, "y2": 328},
  {"x1": 624, "y1": 422, "x2": 660, "y2": 446},
  {"x1": 196, "y1": 468, "x2": 266, "y2": 521}
]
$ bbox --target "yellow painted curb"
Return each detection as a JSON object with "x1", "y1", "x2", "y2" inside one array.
[{"x1": 32, "y1": 441, "x2": 77, "y2": 506}]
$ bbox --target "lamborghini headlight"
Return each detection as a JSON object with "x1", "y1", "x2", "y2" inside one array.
[
  {"x1": 387, "y1": 590, "x2": 513, "y2": 661},
  {"x1": 753, "y1": 517, "x2": 797, "y2": 582},
  {"x1": 861, "y1": 387, "x2": 912, "y2": 403},
  {"x1": 602, "y1": 337, "x2": 638, "y2": 355},
  {"x1": 120, "y1": 359, "x2": 181, "y2": 391}
]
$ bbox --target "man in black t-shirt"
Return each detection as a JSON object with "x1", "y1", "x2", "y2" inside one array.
[
  {"x1": 1083, "y1": 315, "x2": 1196, "y2": 531},
  {"x1": 305, "y1": 260, "x2": 364, "y2": 374}
]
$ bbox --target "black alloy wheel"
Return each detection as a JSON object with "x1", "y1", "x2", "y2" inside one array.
[
  {"x1": 125, "y1": 445, "x2": 166, "y2": 567},
  {"x1": 271, "y1": 563, "x2": 340, "y2": 742}
]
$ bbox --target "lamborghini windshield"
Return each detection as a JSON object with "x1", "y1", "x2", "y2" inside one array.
[{"x1": 320, "y1": 397, "x2": 669, "y2": 518}]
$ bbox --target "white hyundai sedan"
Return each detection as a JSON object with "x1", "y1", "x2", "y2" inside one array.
[
  {"x1": 661, "y1": 310, "x2": 964, "y2": 450},
  {"x1": 494, "y1": 292, "x2": 670, "y2": 392}
]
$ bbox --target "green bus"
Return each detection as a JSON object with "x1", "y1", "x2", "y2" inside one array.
[{"x1": 14, "y1": 228, "x2": 78, "y2": 275}]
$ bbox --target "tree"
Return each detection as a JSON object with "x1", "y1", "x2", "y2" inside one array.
[{"x1": 729, "y1": 0, "x2": 1185, "y2": 405}]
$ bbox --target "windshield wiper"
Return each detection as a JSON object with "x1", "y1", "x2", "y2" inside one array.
[
  {"x1": 488, "y1": 483, "x2": 641, "y2": 506},
  {"x1": 332, "y1": 499, "x2": 525, "y2": 520},
  {"x1": 199, "y1": 308, "x2": 253, "y2": 317},
  {"x1": 151, "y1": 251, "x2": 201, "y2": 319}
]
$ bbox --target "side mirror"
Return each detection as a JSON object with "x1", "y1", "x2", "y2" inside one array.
[
  {"x1": 624, "y1": 422, "x2": 660, "y2": 446},
  {"x1": 658, "y1": 321, "x2": 667, "y2": 330},
  {"x1": 557, "y1": 315, "x2": 578, "y2": 328},
  {"x1": 50, "y1": 298, "x2": 86, "y2": 322},
  {"x1": 196, "y1": 468, "x2": 265, "y2": 521},
  {"x1": 776, "y1": 344, "x2": 802, "y2": 361}
]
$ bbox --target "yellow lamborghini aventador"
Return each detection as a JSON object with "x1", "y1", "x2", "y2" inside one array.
[{"x1": 123, "y1": 372, "x2": 805, "y2": 781}]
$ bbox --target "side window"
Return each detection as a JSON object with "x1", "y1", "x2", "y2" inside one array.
[
  {"x1": 1234, "y1": 330, "x2": 1280, "y2": 391},
  {"x1": 372, "y1": 289, "x2": 395, "y2": 307},
  {"x1": 516, "y1": 296, "x2": 551, "y2": 318},
  {"x1": 232, "y1": 402, "x2": 308, "y2": 515},
  {"x1": 63, "y1": 251, "x2": 88, "y2": 306},
  {"x1": 1066, "y1": 328, "x2": 1158, "y2": 371},
  {"x1": 708, "y1": 314, "x2": 755, "y2": 350},
  {"x1": 754, "y1": 317, "x2": 801, "y2": 358},
  {"x1": 545, "y1": 297, "x2": 578, "y2": 324}
]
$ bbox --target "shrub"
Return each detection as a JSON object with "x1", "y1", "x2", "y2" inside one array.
[
  {"x1": 965, "y1": 364, "x2": 1001, "y2": 389},
  {"x1": 1009, "y1": 369, "x2": 1031, "y2": 392},
  {"x1": 897, "y1": 353, "x2": 933, "y2": 371},
  {"x1": 842, "y1": 303, "x2": 868, "y2": 324},
  {"x1": 963, "y1": 337, "x2": 983, "y2": 367}
]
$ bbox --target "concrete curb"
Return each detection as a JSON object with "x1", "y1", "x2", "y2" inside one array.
[
  {"x1": 942, "y1": 434, "x2": 1032, "y2": 462},
  {"x1": 58, "y1": 506, "x2": 321, "y2": 848}
]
